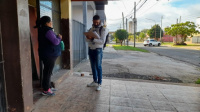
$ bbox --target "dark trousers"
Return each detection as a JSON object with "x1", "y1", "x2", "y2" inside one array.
[{"x1": 41, "y1": 56, "x2": 57, "y2": 91}]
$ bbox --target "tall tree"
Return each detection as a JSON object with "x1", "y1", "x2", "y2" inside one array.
[
  {"x1": 147, "y1": 24, "x2": 163, "y2": 39},
  {"x1": 165, "y1": 21, "x2": 199, "y2": 44},
  {"x1": 128, "y1": 33, "x2": 134, "y2": 41},
  {"x1": 115, "y1": 29, "x2": 128, "y2": 46},
  {"x1": 136, "y1": 32, "x2": 140, "y2": 36},
  {"x1": 139, "y1": 32, "x2": 146, "y2": 41},
  {"x1": 141, "y1": 29, "x2": 149, "y2": 34}
]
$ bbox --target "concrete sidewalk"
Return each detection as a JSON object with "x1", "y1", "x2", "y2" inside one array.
[
  {"x1": 32, "y1": 75, "x2": 200, "y2": 112},
  {"x1": 76, "y1": 47, "x2": 200, "y2": 83},
  {"x1": 32, "y1": 47, "x2": 200, "y2": 112}
]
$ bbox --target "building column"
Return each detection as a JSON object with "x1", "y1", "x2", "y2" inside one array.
[
  {"x1": 0, "y1": 0, "x2": 33, "y2": 112},
  {"x1": 60, "y1": 0, "x2": 73, "y2": 69},
  {"x1": 83, "y1": 1, "x2": 88, "y2": 59}
]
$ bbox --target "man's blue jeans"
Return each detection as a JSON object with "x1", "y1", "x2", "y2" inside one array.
[{"x1": 89, "y1": 48, "x2": 103, "y2": 85}]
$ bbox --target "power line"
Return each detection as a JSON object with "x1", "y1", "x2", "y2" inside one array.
[
  {"x1": 107, "y1": 0, "x2": 147, "y2": 21},
  {"x1": 129, "y1": 0, "x2": 142, "y2": 14},
  {"x1": 136, "y1": 0, "x2": 148, "y2": 11},
  {"x1": 137, "y1": 1, "x2": 159, "y2": 16},
  {"x1": 121, "y1": 1, "x2": 127, "y2": 11},
  {"x1": 124, "y1": 0, "x2": 149, "y2": 18}
]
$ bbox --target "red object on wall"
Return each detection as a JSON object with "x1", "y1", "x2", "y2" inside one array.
[
  {"x1": 162, "y1": 35, "x2": 174, "y2": 42},
  {"x1": 162, "y1": 32, "x2": 174, "y2": 42}
]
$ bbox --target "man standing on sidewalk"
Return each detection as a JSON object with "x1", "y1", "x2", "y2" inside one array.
[{"x1": 85, "y1": 15, "x2": 107, "y2": 91}]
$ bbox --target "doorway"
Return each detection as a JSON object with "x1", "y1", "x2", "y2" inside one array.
[{"x1": 0, "y1": 21, "x2": 7, "y2": 112}]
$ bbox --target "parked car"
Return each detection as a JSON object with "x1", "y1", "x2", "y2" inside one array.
[{"x1": 143, "y1": 39, "x2": 161, "y2": 46}]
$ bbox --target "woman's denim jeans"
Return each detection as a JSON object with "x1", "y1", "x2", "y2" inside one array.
[{"x1": 89, "y1": 48, "x2": 103, "y2": 85}]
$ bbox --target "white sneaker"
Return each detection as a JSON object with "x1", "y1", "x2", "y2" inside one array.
[
  {"x1": 87, "y1": 81, "x2": 98, "y2": 87},
  {"x1": 96, "y1": 84, "x2": 101, "y2": 91}
]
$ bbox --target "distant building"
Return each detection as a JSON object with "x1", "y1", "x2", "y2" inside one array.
[
  {"x1": 196, "y1": 17, "x2": 200, "y2": 32},
  {"x1": 191, "y1": 17, "x2": 200, "y2": 43},
  {"x1": 129, "y1": 21, "x2": 133, "y2": 33},
  {"x1": 162, "y1": 32, "x2": 174, "y2": 42}
]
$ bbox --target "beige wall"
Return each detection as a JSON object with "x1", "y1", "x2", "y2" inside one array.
[{"x1": 72, "y1": 2, "x2": 96, "y2": 30}]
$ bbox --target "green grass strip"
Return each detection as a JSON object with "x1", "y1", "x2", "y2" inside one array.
[
  {"x1": 162, "y1": 42, "x2": 174, "y2": 46},
  {"x1": 195, "y1": 79, "x2": 200, "y2": 84},
  {"x1": 162, "y1": 42, "x2": 200, "y2": 47},
  {"x1": 113, "y1": 45, "x2": 149, "y2": 53}
]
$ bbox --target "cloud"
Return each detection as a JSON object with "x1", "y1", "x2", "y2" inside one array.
[{"x1": 106, "y1": 0, "x2": 200, "y2": 32}]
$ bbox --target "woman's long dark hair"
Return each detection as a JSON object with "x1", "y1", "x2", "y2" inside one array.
[{"x1": 34, "y1": 16, "x2": 51, "y2": 28}]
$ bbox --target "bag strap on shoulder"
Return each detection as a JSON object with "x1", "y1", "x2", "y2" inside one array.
[{"x1": 99, "y1": 26, "x2": 103, "y2": 36}]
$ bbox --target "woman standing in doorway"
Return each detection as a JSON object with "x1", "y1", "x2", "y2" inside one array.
[{"x1": 35, "y1": 16, "x2": 62, "y2": 96}]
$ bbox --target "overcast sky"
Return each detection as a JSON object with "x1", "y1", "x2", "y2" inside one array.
[{"x1": 105, "y1": 0, "x2": 200, "y2": 32}]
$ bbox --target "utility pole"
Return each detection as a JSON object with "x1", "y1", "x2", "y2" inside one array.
[
  {"x1": 176, "y1": 18, "x2": 178, "y2": 44},
  {"x1": 155, "y1": 24, "x2": 156, "y2": 39},
  {"x1": 160, "y1": 16, "x2": 162, "y2": 41},
  {"x1": 133, "y1": 2, "x2": 136, "y2": 47},
  {"x1": 126, "y1": 18, "x2": 128, "y2": 46},
  {"x1": 154, "y1": 19, "x2": 156, "y2": 39},
  {"x1": 122, "y1": 12, "x2": 124, "y2": 29},
  {"x1": 122, "y1": 12, "x2": 125, "y2": 45}
]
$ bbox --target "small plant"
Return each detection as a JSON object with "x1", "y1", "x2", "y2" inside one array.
[
  {"x1": 77, "y1": 70, "x2": 81, "y2": 72},
  {"x1": 195, "y1": 78, "x2": 200, "y2": 84}
]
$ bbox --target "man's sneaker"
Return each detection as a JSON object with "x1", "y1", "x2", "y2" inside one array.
[
  {"x1": 96, "y1": 84, "x2": 101, "y2": 91},
  {"x1": 87, "y1": 81, "x2": 98, "y2": 87},
  {"x1": 51, "y1": 87, "x2": 57, "y2": 91}
]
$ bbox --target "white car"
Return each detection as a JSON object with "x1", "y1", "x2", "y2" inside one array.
[{"x1": 143, "y1": 39, "x2": 161, "y2": 46}]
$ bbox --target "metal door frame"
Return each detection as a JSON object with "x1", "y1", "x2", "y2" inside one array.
[{"x1": 0, "y1": 21, "x2": 8, "y2": 112}]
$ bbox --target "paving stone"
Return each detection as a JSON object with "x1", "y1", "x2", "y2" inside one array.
[
  {"x1": 111, "y1": 85, "x2": 127, "y2": 91},
  {"x1": 32, "y1": 76, "x2": 200, "y2": 112},
  {"x1": 188, "y1": 103, "x2": 200, "y2": 111},
  {"x1": 142, "y1": 88, "x2": 162, "y2": 95},
  {"x1": 94, "y1": 89, "x2": 110, "y2": 97},
  {"x1": 126, "y1": 86, "x2": 144, "y2": 93},
  {"x1": 111, "y1": 80, "x2": 126, "y2": 85},
  {"x1": 110, "y1": 96, "x2": 132, "y2": 107},
  {"x1": 131, "y1": 99, "x2": 154, "y2": 110},
  {"x1": 111, "y1": 90, "x2": 129, "y2": 98},
  {"x1": 110, "y1": 105, "x2": 133, "y2": 112},
  {"x1": 132, "y1": 108, "x2": 156, "y2": 112},
  {"x1": 90, "y1": 104, "x2": 109, "y2": 112},
  {"x1": 60, "y1": 101, "x2": 89, "y2": 112},
  {"x1": 164, "y1": 95, "x2": 186, "y2": 103},
  {"x1": 151, "y1": 101, "x2": 176, "y2": 111},
  {"x1": 91, "y1": 96, "x2": 110, "y2": 105},
  {"x1": 155, "y1": 110, "x2": 177, "y2": 112},
  {"x1": 128, "y1": 92, "x2": 149, "y2": 100},
  {"x1": 171, "y1": 102, "x2": 191, "y2": 112},
  {"x1": 147, "y1": 94, "x2": 168, "y2": 102}
]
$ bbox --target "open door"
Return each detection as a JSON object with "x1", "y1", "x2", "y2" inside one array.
[
  {"x1": 29, "y1": 6, "x2": 40, "y2": 79},
  {"x1": 0, "y1": 21, "x2": 7, "y2": 112}
]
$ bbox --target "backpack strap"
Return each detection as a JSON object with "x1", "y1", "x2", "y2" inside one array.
[
  {"x1": 103, "y1": 33, "x2": 109, "y2": 49},
  {"x1": 88, "y1": 28, "x2": 92, "y2": 32},
  {"x1": 99, "y1": 26, "x2": 103, "y2": 36}
]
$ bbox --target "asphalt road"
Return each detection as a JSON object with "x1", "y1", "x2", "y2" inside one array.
[{"x1": 129, "y1": 42, "x2": 200, "y2": 67}]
